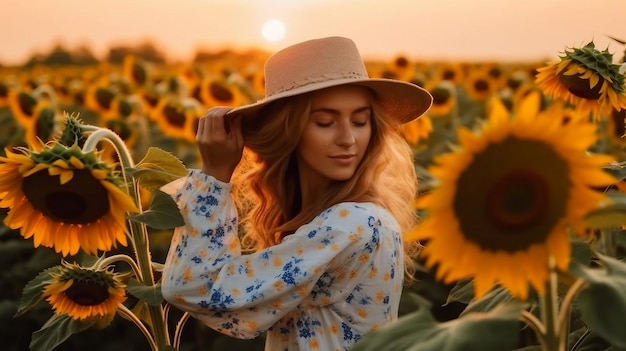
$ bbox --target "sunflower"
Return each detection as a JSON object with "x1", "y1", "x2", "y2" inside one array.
[
  {"x1": 136, "y1": 86, "x2": 163, "y2": 121},
  {"x1": 535, "y1": 41, "x2": 626, "y2": 118},
  {"x1": 84, "y1": 84, "x2": 128, "y2": 121},
  {"x1": 42, "y1": 261, "x2": 126, "y2": 321},
  {"x1": 122, "y1": 55, "x2": 149, "y2": 88},
  {"x1": 406, "y1": 94, "x2": 616, "y2": 300},
  {"x1": 481, "y1": 62, "x2": 509, "y2": 90},
  {"x1": 152, "y1": 96, "x2": 201, "y2": 141},
  {"x1": 198, "y1": 77, "x2": 245, "y2": 108},
  {"x1": 23, "y1": 107, "x2": 60, "y2": 150},
  {"x1": 401, "y1": 115, "x2": 433, "y2": 146},
  {"x1": 7, "y1": 90, "x2": 51, "y2": 130},
  {"x1": 506, "y1": 69, "x2": 532, "y2": 93},
  {"x1": 0, "y1": 117, "x2": 139, "y2": 256},
  {"x1": 249, "y1": 69, "x2": 266, "y2": 98},
  {"x1": 0, "y1": 80, "x2": 10, "y2": 107},
  {"x1": 51, "y1": 76, "x2": 85, "y2": 106},
  {"x1": 462, "y1": 69, "x2": 496, "y2": 102},
  {"x1": 383, "y1": 55, "x2": 415, "y2": 82},
  {"x1": 432, "y1": 62, "x2": 467, "y2": 85},
  {"x1": 512, "y1": 83, "x2": 549, "y2": 111},
  {"x1": 425, "y1": 80, "x2": 457, "y2": 116}
]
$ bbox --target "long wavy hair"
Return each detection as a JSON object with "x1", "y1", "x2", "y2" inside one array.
[{"x1": 233, "y1": 86, "x2": 420, "y2": 276}]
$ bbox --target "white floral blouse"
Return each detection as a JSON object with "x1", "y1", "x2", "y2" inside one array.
[{"x1": 161, "y1": 170, "x2": 405, "y2": 351}]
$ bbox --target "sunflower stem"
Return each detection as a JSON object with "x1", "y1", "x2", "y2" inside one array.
[
  {"x1": 95, "y1": 254, "x2": 142, "y2": 280},
  {"x1": 173, "y1": 312, "x2": 191, "y2": 350},
  {"x1": 117, "y1": 304, "x2": 158, "y2": 351},
  {"x1": 539, "y1": 257, "x2": 561, "y2": 351},
  {"x1": 82, "y1": 126, "x2": 171, "y2": 349},
  {"x1": 557, "y1": 278, "x2": 586, "y2": 351},
  {"x1": 82, "y1": 127, "x2": 135, "y2": 169},
  {"x1": 520, "y1": 310, "x2": 546, "y2": 346}
]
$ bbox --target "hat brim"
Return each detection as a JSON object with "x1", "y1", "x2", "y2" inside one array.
[{"x1": 227, "y1": 78, "x2": 432, "y2": 124}]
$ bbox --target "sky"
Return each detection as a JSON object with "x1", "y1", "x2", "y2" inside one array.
[{"x1": 2, "y1": 0, "x2": 625, "y2": 65}]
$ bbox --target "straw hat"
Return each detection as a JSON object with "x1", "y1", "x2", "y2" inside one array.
[{"x1": 228, "y1": 36, "x2": 432, "y2": 124}]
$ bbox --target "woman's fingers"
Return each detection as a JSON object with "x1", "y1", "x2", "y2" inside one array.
[
  {"x1": 197, "y1": 107, "x2": 232, "y2": 143},
  {"x1": 196, "y1": 107, "x2": 243, "y2": 182}
]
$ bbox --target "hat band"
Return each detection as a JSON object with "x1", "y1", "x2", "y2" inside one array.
[{"x1": 268, "y1": 71, "x2": 368, "y2": 97}]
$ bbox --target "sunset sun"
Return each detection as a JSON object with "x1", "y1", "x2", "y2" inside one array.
[{"x1": 261, "y1": 19, "x2": 286, "y2": 42}]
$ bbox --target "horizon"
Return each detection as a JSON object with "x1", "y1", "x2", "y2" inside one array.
[{"x1": 2, "y1": 0, "x2": 626, "y2": 65}]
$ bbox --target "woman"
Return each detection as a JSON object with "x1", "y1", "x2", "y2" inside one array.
[{"x1": 161, "y1": 36, "x2": 432, "y2": 351}]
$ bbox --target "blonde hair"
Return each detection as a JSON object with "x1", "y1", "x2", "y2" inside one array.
[{"x1": 233, "y1": 87, "x2": 420, "y2": 277}]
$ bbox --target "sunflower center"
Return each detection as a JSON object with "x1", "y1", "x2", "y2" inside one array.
[
  {"x1": 473, "y1": 79, "x2": 490, "y2": 92},
  {"x1": 454, "y1": 138, "x2": 570, "y2": 252},
  {"x1": 0, "y1": 82, "x2": 8, "y2": 98},
  {"x1": 394, "y1": 56, "x2": 409, "y2": 69},
  {"x1": 210, "y1": 82, "x2": 234, "y2": 103},
  {"x1": 431, "y1": 87, "x2": 452, "y2": 105},
  {"x1": 64, "y1": 280, "x2": 110, "y2": 306},
  {"x1": 163, "y1": 104, "x2": 187, "y2": 128},
  {"x1": 22, "y1": 169, "x2": 110, "y2": 224},
  {"x1": 486, "y1": 170, "x2": 548, "y2": 229},
  {"x1": 442, "y1": 69, "x2": 456, "y2": 81},
  {"x1": 132, "y1": 63, "x2": 147, "y2": 86},
  {"x1": 143, "y1": 92, "x2": 160, "y2": 108},
  {"x1": 558, "y1": 69, "x2": 603, "y2": 100},
  {"x1": 18, "y1": 92, "x2": 37, "y2": 116},
  {"x1": 95, "y1": 88, "x2": 115, "y2": 110}
]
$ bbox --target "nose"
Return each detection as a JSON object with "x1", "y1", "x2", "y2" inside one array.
[{"x1": 335, "y1": 122, "x2": 356, "y2": 147}]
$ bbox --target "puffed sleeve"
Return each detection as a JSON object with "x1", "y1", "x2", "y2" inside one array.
[{"x1": 161, "y1": 169, "x2": 393, "y2": 339}]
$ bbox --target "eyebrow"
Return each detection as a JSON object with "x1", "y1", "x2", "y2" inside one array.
[{"x1": 310, "y1": 105, "x2": 372, "y2": 115}]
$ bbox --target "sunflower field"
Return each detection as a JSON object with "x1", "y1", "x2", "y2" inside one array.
[{"x1": 1, "y1": 38, "x2": 626, "y2": 351}]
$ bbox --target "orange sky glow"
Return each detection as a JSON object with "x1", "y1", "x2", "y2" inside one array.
[{"x1": 2, "y1": 0, "x2": 625, "y2": 65}]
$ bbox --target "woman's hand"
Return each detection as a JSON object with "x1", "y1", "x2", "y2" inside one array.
[{"x1": 196, "y1": 107, "x2": 244, "y2": 183}]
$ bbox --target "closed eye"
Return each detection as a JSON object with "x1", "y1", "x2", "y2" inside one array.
[{"x1": 315, "y1": 122, "x2": 334, "y2": 127}]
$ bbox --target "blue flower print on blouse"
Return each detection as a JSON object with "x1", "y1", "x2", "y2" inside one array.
[{"x1": 161, "y1": 169, "x2": 405, "y2": 351}]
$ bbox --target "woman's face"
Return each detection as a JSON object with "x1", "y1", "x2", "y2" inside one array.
[{"x1": 296, "y1": 85, "x2": 373, "y2": 189}]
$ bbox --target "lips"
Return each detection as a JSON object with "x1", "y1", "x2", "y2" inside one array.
[
  {"x1": 330, "y1": 154, "x2": 357, "y2": 164},
  {"x1": 330, "y1": 154, "x2": 356, "y2": 159}
]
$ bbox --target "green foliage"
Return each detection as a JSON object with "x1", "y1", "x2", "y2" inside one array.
[
  {"x1": 585, "y1": 191, "x2": 626, "y2": 229},
  {"x1": 130, "y1": 147, "x2": 188, "y2": 191},
  {"x1": 573, "y1": 254, "x2": 626, "y2": 348},
  {"x1": 352, "y1": 301, "x2": 523, "y2": 351},
  {"x1": 127, "y1": 279, "x2": 164, "y2": 307},
  {"x1": 129, "y1": 190, "x2": 185, "y2": 230},
  {"x1": 29, "y1": 314, "x2": 96, "y2": 351},
  {"x1": 15, "y1": 266, "x2": 61, "y2": 317}
]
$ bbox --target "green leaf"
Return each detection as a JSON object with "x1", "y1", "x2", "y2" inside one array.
[
  {"x1": 29, "y1": 314, "x2": 96, "y2": 351},
  {"x1": 126, "y1": 279, "x2": 163, "y2": 306},
  {"x1": 573, "y1": 254, "x2": 626, "y2": 348},
  {"x1": 130, "y1": 147, "x2": 188, "y2": 190},
  {"x1": 151, "y1": 261, "x2": 165, "y2": 273},
  {"x1": 351, "y1": 302, "x2": 522, "y2": 351},
  {"x1": 129, "y1": 190, "x2": 184, "y2": 229},
  {"x1": 447, "y1": 278, "x2": 475, "y2": 305},
  {"x1": 15, "y1": 265, "x2": 62, "y2": 317},
  {"x1": 460, "y1": 285, "x2": 515, "y2": 316},
  {"x1": 585, "y1": 191, "x2": 626, "y2": 229}
]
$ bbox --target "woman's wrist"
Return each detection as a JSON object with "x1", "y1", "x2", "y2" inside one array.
[{"x1": 201, "y1": 166, "x2": 233, "y2": 183}]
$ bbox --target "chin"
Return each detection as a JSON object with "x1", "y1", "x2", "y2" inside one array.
[{"x1": 329, "y1": 172, "x2": 357, "y2": 181}]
